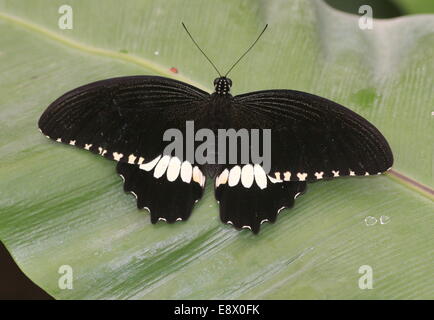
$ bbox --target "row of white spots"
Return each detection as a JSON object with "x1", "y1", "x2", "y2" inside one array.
[
  {"x1": 216, "y1": 164, "x2": 268, "y2": 189},
  {"x1": 266, "y1": 169, "x2": 385, "y2": 182},
  {"x1": 216, "y1": 166, "x2": 388, "y2": 188},
  {"x1": 139, "y1": 155, "x2": 205, "y2": 187},
  {"x1": 54, "y1": 139, "x2": 207, "y2": 187},
  {"x1": 45, "y1": 136, "x2": 389, "y2": 182}
]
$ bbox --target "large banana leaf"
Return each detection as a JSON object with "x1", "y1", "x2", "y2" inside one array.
[{"x1": 0, "y1": 0, "x2": 432, "y2": 299}]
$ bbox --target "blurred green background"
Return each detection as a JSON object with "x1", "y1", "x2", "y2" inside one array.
[{"x1": 326, "y1": 0, "x2": 434, "y2": 18}]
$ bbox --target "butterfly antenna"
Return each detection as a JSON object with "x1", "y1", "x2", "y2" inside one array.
[
  {"x1": 224, "y1": 24, "x2": 268, "y2": 77},
  {"x1": 182, "y1": 22, "x2": 222, "y2": 77}
]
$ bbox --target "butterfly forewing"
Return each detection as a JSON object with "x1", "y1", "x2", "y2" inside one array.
[
  {"x1": 232, "y1": 89, "x2": 393, "y2": 182},
  {"x1": 38, "y1": 76, "x2": 210, "y2": 164}
]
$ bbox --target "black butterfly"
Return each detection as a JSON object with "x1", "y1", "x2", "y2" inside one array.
[{"x1": 38, "y1": 24, "x2": 393, "y2": 234}]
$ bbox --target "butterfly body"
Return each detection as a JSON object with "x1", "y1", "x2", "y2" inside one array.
[{"x1": 213, "y1": 76, "x2": 233, "y2": 95}]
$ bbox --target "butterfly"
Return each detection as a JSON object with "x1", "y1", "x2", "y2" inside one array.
[{"x1": 38, "y1": 24, "x2": 393, "y2": 234}]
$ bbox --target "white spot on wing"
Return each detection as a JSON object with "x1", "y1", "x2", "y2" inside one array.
[
  {"x1": 254, "y1": 164, "x2": 267, "y2": 189},
  {"x1": 268, "y1": 174, "x2": 282, "y2": 183},
  {"x1": 241, "y1": 164, "x2": 254, "y2": 188},
  {"x1": 128, "y1": 154, "x2": 137, "y2": 164},
  {"x1": 180, "y1": 161, "x2": 193, "y2": 183},
  {"x1": 314, "y1": 172, "x2": 324, "y2": 179},
  {"x1": 228, "y1": 166, "x2": 241, "y2": 187},
  {"x1": 139, "y1": 155, "x2": 161, "y2": 171},
  {"x1": 192, "y1": 166, "x2": 205, "y2": 187},
  {"x1": 113, "y1": 152, "x2": 123, "y2": 161},
  {"x1": 297, "y1": 172, "x2": 307, "y2": 181},
  {"x1": 153, "y1": 155, "x2": 170, "y2": 178},
  {"x1": 216, "y1": 169, "x2": 229, "y2": 187},
  {"x1": 167, "y1": 157, "x2": 181, "y2": 182},
  {"x1": 274, "y1": 172, "x2": 282, "y2": 181}
]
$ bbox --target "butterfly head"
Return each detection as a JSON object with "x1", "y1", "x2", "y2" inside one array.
[{"x1": 214, "y1": 77, "x2": 232, "y2": 95}]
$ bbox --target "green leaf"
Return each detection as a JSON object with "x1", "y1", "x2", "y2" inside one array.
[
  {"x1": 393, "y1": 0, "x2": 434, "y2": 15},
  {"x1": 0, "y1": 0, "x2": 433, "y2": 299}
]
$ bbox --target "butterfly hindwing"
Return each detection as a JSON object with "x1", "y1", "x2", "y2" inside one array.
[
  {"x1": 215, "y1": 165, "x2": 307, "y2": 234},
  {"x1": 116, "y1": 158, "x2": 205, "y2": 223},
  {"x1": 210, "y1": 89, "x2": 393, "y2": 233}
]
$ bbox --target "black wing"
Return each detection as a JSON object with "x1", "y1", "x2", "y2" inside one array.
[
  {"x1": 39, "y1": 76, "x2": 209, "y2": 223},
  {"x1": 231, "y1": 89, "x2": 393, "y2": 181},
  {"x1": 39, "y1": 76, "x2": 210, "y2": 163},
  {"x1": 117, "y1": 161, "x2": 204, "y2": 223},
  {"x1": 215, "y1": 164, "x2": 307, "y2": 234},
  {"x1": 214, "y1": 89, "x2": 393, "y2": 233}
]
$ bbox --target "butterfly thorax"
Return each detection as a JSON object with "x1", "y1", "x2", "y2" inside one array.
[
  {"x1": 213, "y1": 77, "x2": 232, "y2": 95},
  {"x1": 203, "y1": 92, "x2": 232, "y2": 129}
]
